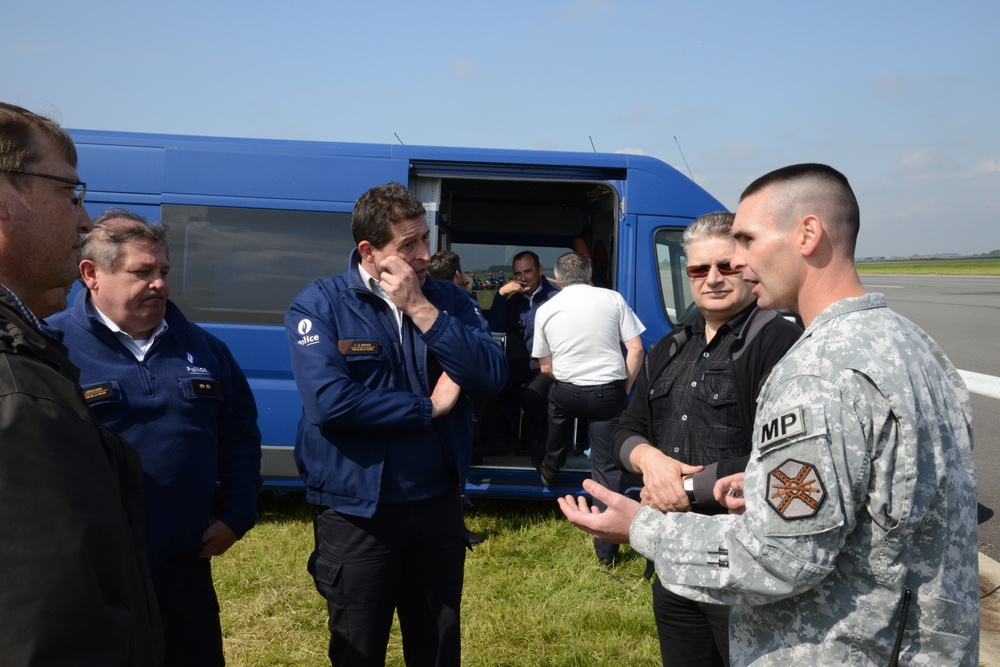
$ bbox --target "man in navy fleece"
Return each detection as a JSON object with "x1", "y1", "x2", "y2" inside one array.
[{"x1": 49, "y1": 208, "x2": 262, "y2": 667}]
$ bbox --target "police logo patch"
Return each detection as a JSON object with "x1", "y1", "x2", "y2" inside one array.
[
  {"x1": 759, "y1": 406, "x2": 806, "y2": 448},
  {"x1": 766, "y1": 458, "x2": 825, "y2": 520}
]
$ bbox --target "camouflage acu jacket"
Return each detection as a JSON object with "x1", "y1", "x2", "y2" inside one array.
[{"x1": 630, "y1": 293, "x2": 979, "y2": 666}]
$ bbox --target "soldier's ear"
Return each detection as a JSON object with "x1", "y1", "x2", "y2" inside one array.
[{"x1": 799, "y1": 215, "x2": 823, "y2": 257}]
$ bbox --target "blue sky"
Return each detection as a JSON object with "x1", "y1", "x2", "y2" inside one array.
[{"x1": 4, "y1": 0, "x2": 998, "y2": 257}]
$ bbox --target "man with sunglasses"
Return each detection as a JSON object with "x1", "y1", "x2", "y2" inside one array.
[
  {"x1": 610, "y1": 211, "x2": 800, "y2": 666},
  {"x1": 0, "y1": 103, "x2": 163, "y2": 665}
]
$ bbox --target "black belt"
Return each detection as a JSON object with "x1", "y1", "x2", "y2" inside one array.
[{"x1": 558, "y1": 379, "x2": 625, "y2": 390}]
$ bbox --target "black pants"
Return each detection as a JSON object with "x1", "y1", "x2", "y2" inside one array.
[
  {"x1": 587, "y1": 417, "x2": 624, "y2": 563},
  {"x1": 543, "y1": 380, "x2": 627, "y2": 562},
  {"x1": 521, "y1": 367, "x2": 554, "y2": 465},
  {"x1": 309, "y1": 489, "x2": 466, "y2": 667},
  {"x1": 653, "y1": 581, "x2": 730, "y2": 667},
  {"x1": 543, "y1": 380, "x2": 626, "y2": 472},
  {"x1": 150, "y1": 551, "x2": 225, "y2": 667}
]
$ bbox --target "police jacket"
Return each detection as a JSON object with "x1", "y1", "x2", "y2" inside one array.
[
  {"x1": 0, "y1": 288, "x2": 164, "y2": 666},
  {"x1": 488, "y1": 275, "x2": 558, "y2": 379},
  {"x1": 286, "y1": 250, "x2": 508, "y2": 517},
  {"x1": 49, "y1": 291, "x2": 263, "y2": 566}
]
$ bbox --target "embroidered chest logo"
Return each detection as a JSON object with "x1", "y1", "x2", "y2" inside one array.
[
  {"x1": 766, "y1": 458, "x2": 825, "y2": 520},
  {"x1": 185, "y1": 351, "x2": 209, "y2": 374}
]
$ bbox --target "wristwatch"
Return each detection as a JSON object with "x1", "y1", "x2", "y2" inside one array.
[{"x1": 683, "y1": 476, "x2": 697, "y2": 505}]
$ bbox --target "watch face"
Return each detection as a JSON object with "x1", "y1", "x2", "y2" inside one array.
[{"x1": 683, "y1": 476, "x2": 696, "y2": 499}]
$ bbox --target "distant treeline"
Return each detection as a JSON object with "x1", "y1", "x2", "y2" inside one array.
[{"x1": 858, "y1": 249, "x2": 1000, "y2": 262}]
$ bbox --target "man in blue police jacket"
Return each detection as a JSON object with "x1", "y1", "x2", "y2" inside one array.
[
  {"x1": 286, "y1": 182, "x2": 507, "y2": 667},
  {"x1": 49, "y1": 209, "x2": 262, "y2": 667}
]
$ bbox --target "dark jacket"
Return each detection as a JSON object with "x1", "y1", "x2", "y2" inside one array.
[
  {"x1": 48, "y1": 292, "x2": 263, "y2": 565},
  {"x1": 488, "y1": 275, "x2": 559, "y2": 381},
  {"x1": 286, "y1": 250, "x2": 508, "y2": 517},
  {"x1": 0, "y1": 288, "x2": 163, "y2": 666},
  {"x1": 613, "y1": 305, "x2": 801, "y2": 510}
]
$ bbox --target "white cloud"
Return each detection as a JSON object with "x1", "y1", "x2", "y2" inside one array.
[
  {"x1": 899, "y1": 149, "x2": 934, "y2": 172},
  {"x1": 615, "y1": 147, "x2": 646, "y2": 155},
  {"x1": 974, "y1": 158, "x2": 1000, "y2": 174},
  {"x1": 449, "y1": 56, "x2": 477, "y2": 79}
]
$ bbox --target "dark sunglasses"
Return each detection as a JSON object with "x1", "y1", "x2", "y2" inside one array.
[{"x1": 685, "y1": 261, "x2": 742, "y2": 280}]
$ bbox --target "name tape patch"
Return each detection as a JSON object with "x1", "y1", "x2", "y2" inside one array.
[
  {"x1": 338, "y1": 339, "x2": 379, "y2": 356},
  {"x1": 82, "y1": 382, "x2": 117, "y2": 404}
]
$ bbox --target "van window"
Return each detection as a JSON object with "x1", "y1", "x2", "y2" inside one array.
[
  {"x1": 654, "y1": 228, "x2": 697, "y2": 326},
  {"x1": 161, "y1": 204, "x2": 354, "y2": 325}
]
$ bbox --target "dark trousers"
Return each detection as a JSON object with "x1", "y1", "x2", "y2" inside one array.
[
  {"x1": 150, "y1": 551, "x2": 225, "y2": 667},
  {"x1": 652, "y1": 580, "x2": 730, "y2": 667},
  {"x1": 543, "y1": 380, "x2": 627, "y2": 562},
  {"x1": 309, "y1": 489, "x2": 466, "y2": 667},
  {"x1": 587, "y1": 417, "x2": 623, "y2": 563},
  {"x1": 521, "y1": 367, "x2": 554, "y2": 466},
  {"x1": 543, "y1": 380, "x2": 626, "y2": 472}
]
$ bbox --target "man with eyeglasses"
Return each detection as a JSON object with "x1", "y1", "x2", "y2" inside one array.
[
  {"x1": 608, "y1": 211, "x2": 800, "y2": 666},
  {"x1": 0, "y1": 103, "x2": 163, "y2": 665}
]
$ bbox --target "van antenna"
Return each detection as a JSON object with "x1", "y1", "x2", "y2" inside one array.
[
  {"x1": 673, "y1": 136, "x2": 693, "y2": 179},
  {"x1": 394, "y1": 133, "x2": 404, "y2": 145},
  {"x1": 589, "y1": 136, "x2": 597, "y2": 153}
]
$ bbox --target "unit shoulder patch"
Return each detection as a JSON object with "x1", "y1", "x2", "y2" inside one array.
[{"x1": 766, "y1": 458, "x2": 826, "y2": 520}]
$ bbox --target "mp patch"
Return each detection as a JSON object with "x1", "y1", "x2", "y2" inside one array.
[
  {"x1": 766, "y1": 458, "x2": 826, "y2": 520},
  {"x1": 759, "y1": 405, "x2": 806, "y2": 449}
]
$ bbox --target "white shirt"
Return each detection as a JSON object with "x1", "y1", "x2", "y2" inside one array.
[
  {"x1": 88, "y1": 299, "x2": 168, "y2": 362},
  {"x1": 359, "y1": 264, "x2": 403, "y2": 340},
  {"x1": 532, "y1": 283, "x2": 645, "y2": 385}
]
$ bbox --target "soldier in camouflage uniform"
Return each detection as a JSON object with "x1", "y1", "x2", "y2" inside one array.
[{"x1": 559, "y1": 163, "x2": 979, "y2": 666}]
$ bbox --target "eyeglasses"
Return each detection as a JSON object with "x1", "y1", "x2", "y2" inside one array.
[
  {"x1": 3, "y1": 168, "x2": 87, "y2": 207},
  {"x1": 685, "y1": 261, "x2": 742, "y2": 280}
]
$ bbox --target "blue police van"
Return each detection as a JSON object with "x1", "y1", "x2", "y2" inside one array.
[{"x1": 70, "y1": 129, "x2": 725, "y2": 498}]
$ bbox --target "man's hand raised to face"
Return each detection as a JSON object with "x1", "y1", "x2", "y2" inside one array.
[{"x1": 379, "y1": 256, "x2": 438, "y2": 332}]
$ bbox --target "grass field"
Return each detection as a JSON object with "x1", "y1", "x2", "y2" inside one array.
[
  {"x1": 215, "y1": 492, "x2": 661, "y2": 666},
  {"x1": 856, "y1": 257, "x2": 1000, "y2": 275}
]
